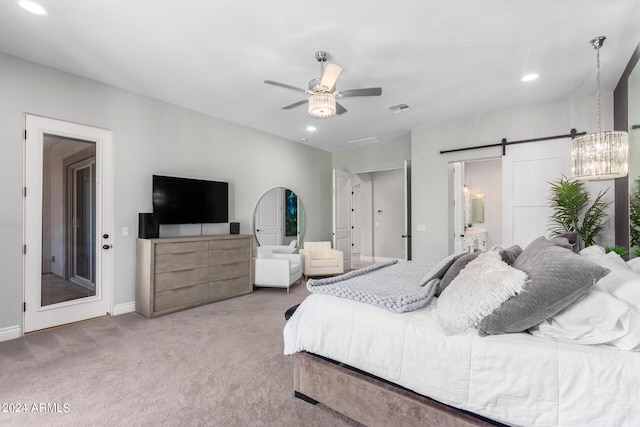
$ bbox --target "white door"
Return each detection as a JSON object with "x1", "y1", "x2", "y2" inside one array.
[
  {"x1": 451, "y1": 162, "x2": 465, "y2": 253},
  {"x1": 255, "y1": 187, "x2": 283, "y2": 246},
  {"x1": 333, "y1": 169, "x2": 351, "y2": 271},
  {"x1": 502, "y1": 138, "x2": 572, "y2": 248},
  {"x1": 403, "y1": 160, "x2": 412, "y2": 260},
  {"x1": 24, "y1": 115, "x2": 113, "y2": 333}
]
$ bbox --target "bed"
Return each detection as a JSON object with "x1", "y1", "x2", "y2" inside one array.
[{"x1": 283, "y1": 237, "x2": 640, "y2": 426}]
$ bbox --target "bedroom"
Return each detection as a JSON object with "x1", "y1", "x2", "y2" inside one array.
[{"x1": 1, "y1": 0, "x2": 640, "y2": 425}]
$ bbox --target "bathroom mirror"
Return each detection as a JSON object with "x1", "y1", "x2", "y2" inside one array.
[
  {"x1": 470, "y1": 194, "x2": 485, "y2": 224},
  {"x1": 464, "y1": 190, "x2": 485, "y2": 225},
  {"x1": 253, "y1": 187, "x2": 305, "y2": 247}
]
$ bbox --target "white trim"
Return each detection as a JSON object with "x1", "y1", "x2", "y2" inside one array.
[
  {"x1": 0, "y1": 325, "x2": 22, "y2": 343},
  {"x1": 112, "y1": 302, "x2": 135, "y2": 315}
]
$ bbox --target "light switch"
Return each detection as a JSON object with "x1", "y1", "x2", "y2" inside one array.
[
  {"x1": 416, "y1": 224, "x2": 427, "y2": 232},
  {"x1": 122, "y1": 227, "x2": 130, "y2": 236}
]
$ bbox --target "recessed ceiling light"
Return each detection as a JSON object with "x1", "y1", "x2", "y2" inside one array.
[
  {"x1": 306, "y1": 126, "x2": 317, "y2": 132},
  {"x1": 17, "y1": 0, "x2": 48, "y2": 15},
  {"x1": 521, "y1": 73, "x2": 539, "y2": 82}
]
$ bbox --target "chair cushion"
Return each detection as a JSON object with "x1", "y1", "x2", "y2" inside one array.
[
  {"x1": 290, "y1": 263, "x2": 302, "y2": 275},
  {"x1": 256, "y1": 246, "x2": 273, "y2": 258},
  {"x1": 309, "y1": 259, "x2": 340, "y2": 268}
]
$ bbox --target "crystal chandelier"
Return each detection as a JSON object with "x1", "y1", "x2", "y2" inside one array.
[
  {"x1": 308, "y1": 90, "x2": 336, "y2": 118},
  {"x1": 572, "y1": 36, "x2": 629, "y2": 180}
]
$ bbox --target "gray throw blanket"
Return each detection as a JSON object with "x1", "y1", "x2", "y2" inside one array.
[{"x1": 306, "y1": 260, "x2": 438, "y2": 313}]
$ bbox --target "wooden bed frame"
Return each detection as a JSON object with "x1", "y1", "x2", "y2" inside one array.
[{"x1": 293, "y1": 352, "x2": 504, "y2": 427}]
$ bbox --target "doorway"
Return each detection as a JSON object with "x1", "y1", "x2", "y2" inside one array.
[
  {"x1": 24, "y1": 115, "x2": 113, "y2": 333},
  {"x1": 334, "y1": 161, "x2": 411, "y2": 269}
]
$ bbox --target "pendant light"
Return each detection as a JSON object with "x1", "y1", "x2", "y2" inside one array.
[{"x1": 571, "y1": 36, "x2": 629, "y2": 180}]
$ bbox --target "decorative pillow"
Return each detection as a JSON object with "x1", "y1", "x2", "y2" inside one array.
[
  {"x1": 477, "y1": 236, "x2": 610, "y2": 336},
  {"x1": 548, "y1": 236, "x2": 573, "y2": 251},
  {"x1": 436, "y1": 251, "x2": 480, "y2": 295},
  {"x1": 499, "y1": 245, "x2": 522, "y2": 265},
  {"x1": 436, "y1": 251, "x2": 527, "y2": 334},
  {"x1": 419, "y1": 252, "x2": 465, "y2": 287},
  {"x1": 557, "y1": 232, "x2": 579, "y2": 253}
]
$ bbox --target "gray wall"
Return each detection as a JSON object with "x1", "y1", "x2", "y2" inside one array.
[
  {"x1": 332, "y1": 132, "x2": 411, "y2": 172},
  {"x1": 0, "y1": 53, "x2": 333, "y2": 331},
  {"x1": 411, "y1": 95, "x2": 614, "y2": 263},
  {"x1": 371, "y1": 169, "x2": 405, "y2": 258}
]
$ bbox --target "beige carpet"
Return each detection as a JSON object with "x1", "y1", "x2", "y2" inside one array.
[{"x1": 0, "y1": 281, "x2": 360, "y2": 426}]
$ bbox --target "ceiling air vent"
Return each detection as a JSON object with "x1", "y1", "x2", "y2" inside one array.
[
  {"x1": 347, "y1": 136, "x2": 381, "y2": 146},
  {"x1": 387, "y1": 103, "x2": 411, "y2": 113}
]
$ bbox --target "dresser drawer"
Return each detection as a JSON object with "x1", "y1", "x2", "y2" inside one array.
[
  {"x1": 209, "y1": 247, "x2": 249, "y2": 265},
  {"x1": 209, "y1": 261, "x2": 249, "y2": 281},
  {"x1": 154, "y1": 283, "x2": 208, "y2": 312},
  {"x1": 155, "y1": 267, "x2": 209, "y2": 292},
  {"x1": 208, "y1": 238, "x2": 249, "y2": 250},
  {"x1": 155, "y1": 250, "x2": 209, "y2": 273},
  {"x1": 209, "y1": 276, "x2": 251, "y2": 301},
  {"x1": 155, "y1": 241, "x2": 209, "y2": 255}
]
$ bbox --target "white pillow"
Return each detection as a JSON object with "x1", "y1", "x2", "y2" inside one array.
[
  {"x1": 580, "y1": 246, "x2": 632, "y2": 272},
  {"x1": 436, "y1": 251, "x2": 527, "y2": 334},
  {"x1": 627, "y1": 257, "x2": 640, "y2": 274},
  {"x1": 531, "y1": 283, "x2": 632, "y2": 346}
]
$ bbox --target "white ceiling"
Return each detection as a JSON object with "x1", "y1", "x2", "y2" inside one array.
[{"x1": 1, "y1": 0, "x2": 639, "y2": 152}]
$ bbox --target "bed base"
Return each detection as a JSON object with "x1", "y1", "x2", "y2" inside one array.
[{"x1": 293, "y1": 352, "x2": 503, "y2": 427}]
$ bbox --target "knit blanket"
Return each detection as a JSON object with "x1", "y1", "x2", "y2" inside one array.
[{"x1": 306, "y1": 260, "x2": 438, "y2": 313}]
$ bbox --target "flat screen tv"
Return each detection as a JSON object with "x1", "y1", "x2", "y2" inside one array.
[{"x1": 152, "y1": 175, "x2": 228, "y2": 224}]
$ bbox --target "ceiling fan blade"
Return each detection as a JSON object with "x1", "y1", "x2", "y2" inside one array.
[
  {"x1": 337, "y1": 87, "x2": 382, "y2": 98},
  {"x1": 336, "y1": 102, "x2": 347, "y2": 115},
  {"x1": 320, "y1": 64, "x2": 342, "y2": 90},
  {"x1": 264, "y1": 80, "x2": 308, "y2": 94},
  {"x1": 282, "y1": 99, "x2": 308, "y2": 110}
]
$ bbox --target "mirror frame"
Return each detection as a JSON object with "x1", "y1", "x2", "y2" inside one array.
[
  {"x1": 613, "y1": 42, "x2": 640, "y2": 253},
  {"x1": 253, "y1": 187, "x2": 305, "y2": 247}
]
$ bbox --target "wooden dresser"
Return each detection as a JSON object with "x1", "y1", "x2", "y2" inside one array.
[{"x1": 135, "y1": 234, "x2": 252, "y2": 318}]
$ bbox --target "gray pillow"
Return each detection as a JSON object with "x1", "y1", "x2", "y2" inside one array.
[
  {"x1": 420, "y1": 252, "x2": 464, "y2": 286},
  {"x1": 499, "y1": 245, "x2": 522, "y2": 265},
  {"x1": 477, "y1": 236, "x2": 609, "y2": 336},
  {"x1": 436, "y1": 251, "x2": 480, "y2": 296}
]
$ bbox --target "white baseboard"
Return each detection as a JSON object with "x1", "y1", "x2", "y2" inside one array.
[
  {"x1": 113, "y1": 301, "x2": 135, "y2": 315},
  {"x1": 0, "y1": 325, "x2": 22, "y2": 343}
]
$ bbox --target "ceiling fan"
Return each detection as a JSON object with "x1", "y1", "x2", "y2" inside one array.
[{"x1": 264, "y1": 50, "x2": 382, "y2": 118}]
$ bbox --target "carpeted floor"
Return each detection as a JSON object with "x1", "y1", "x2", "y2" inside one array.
[{"x1": 0, "y1": 281, "x2": 361, "y2": 426}]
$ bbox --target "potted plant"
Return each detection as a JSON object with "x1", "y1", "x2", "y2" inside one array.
[{"x1": 547, "y1": 175, "x2": 610, "y2": 249}]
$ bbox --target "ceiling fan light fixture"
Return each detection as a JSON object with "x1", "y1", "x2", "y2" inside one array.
[{"x1": 308, "y1": 91, "x2": 336, "y2": 118}]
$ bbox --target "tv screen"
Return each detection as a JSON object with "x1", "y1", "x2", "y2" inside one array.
[{"x1": 152, "y1": 175, "x2": 228, "y2": 224}]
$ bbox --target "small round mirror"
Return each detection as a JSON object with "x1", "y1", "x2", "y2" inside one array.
[{"x1": 253, "y1": 187, "x2": 305, "y2": 247}]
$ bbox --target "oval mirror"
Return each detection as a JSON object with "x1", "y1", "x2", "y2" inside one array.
[{"x1": 254, "y1": 187, "x2": 305, "y2": 248}]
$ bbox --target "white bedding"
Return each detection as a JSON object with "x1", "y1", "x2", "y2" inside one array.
[{"x1": 284, "y1": 293, "x2": 640, "y2": 426}]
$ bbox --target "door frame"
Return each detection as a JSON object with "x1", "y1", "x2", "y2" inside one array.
[
  {"x1": 23, "y1": 114, "x2": 113, "y2": 333},
  {"x1": 334, "y1": 164, "x2": 411, "y2": 264}
]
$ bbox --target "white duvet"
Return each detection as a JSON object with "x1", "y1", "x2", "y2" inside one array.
[{"x1": 284, "y1": 293, "x2": 640, "y2": 426}]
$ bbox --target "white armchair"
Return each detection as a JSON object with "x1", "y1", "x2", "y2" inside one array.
[
  {"x1": 254, "y1": 246, "x2": 302, "y2": 293},
  {"x1": 299, "y1": 241, "x2": 344, "y2": 278}
]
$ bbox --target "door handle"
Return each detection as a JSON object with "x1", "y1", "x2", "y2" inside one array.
[{"x1": 102, "y1": 244, "x2": 112, "y2": 250}]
